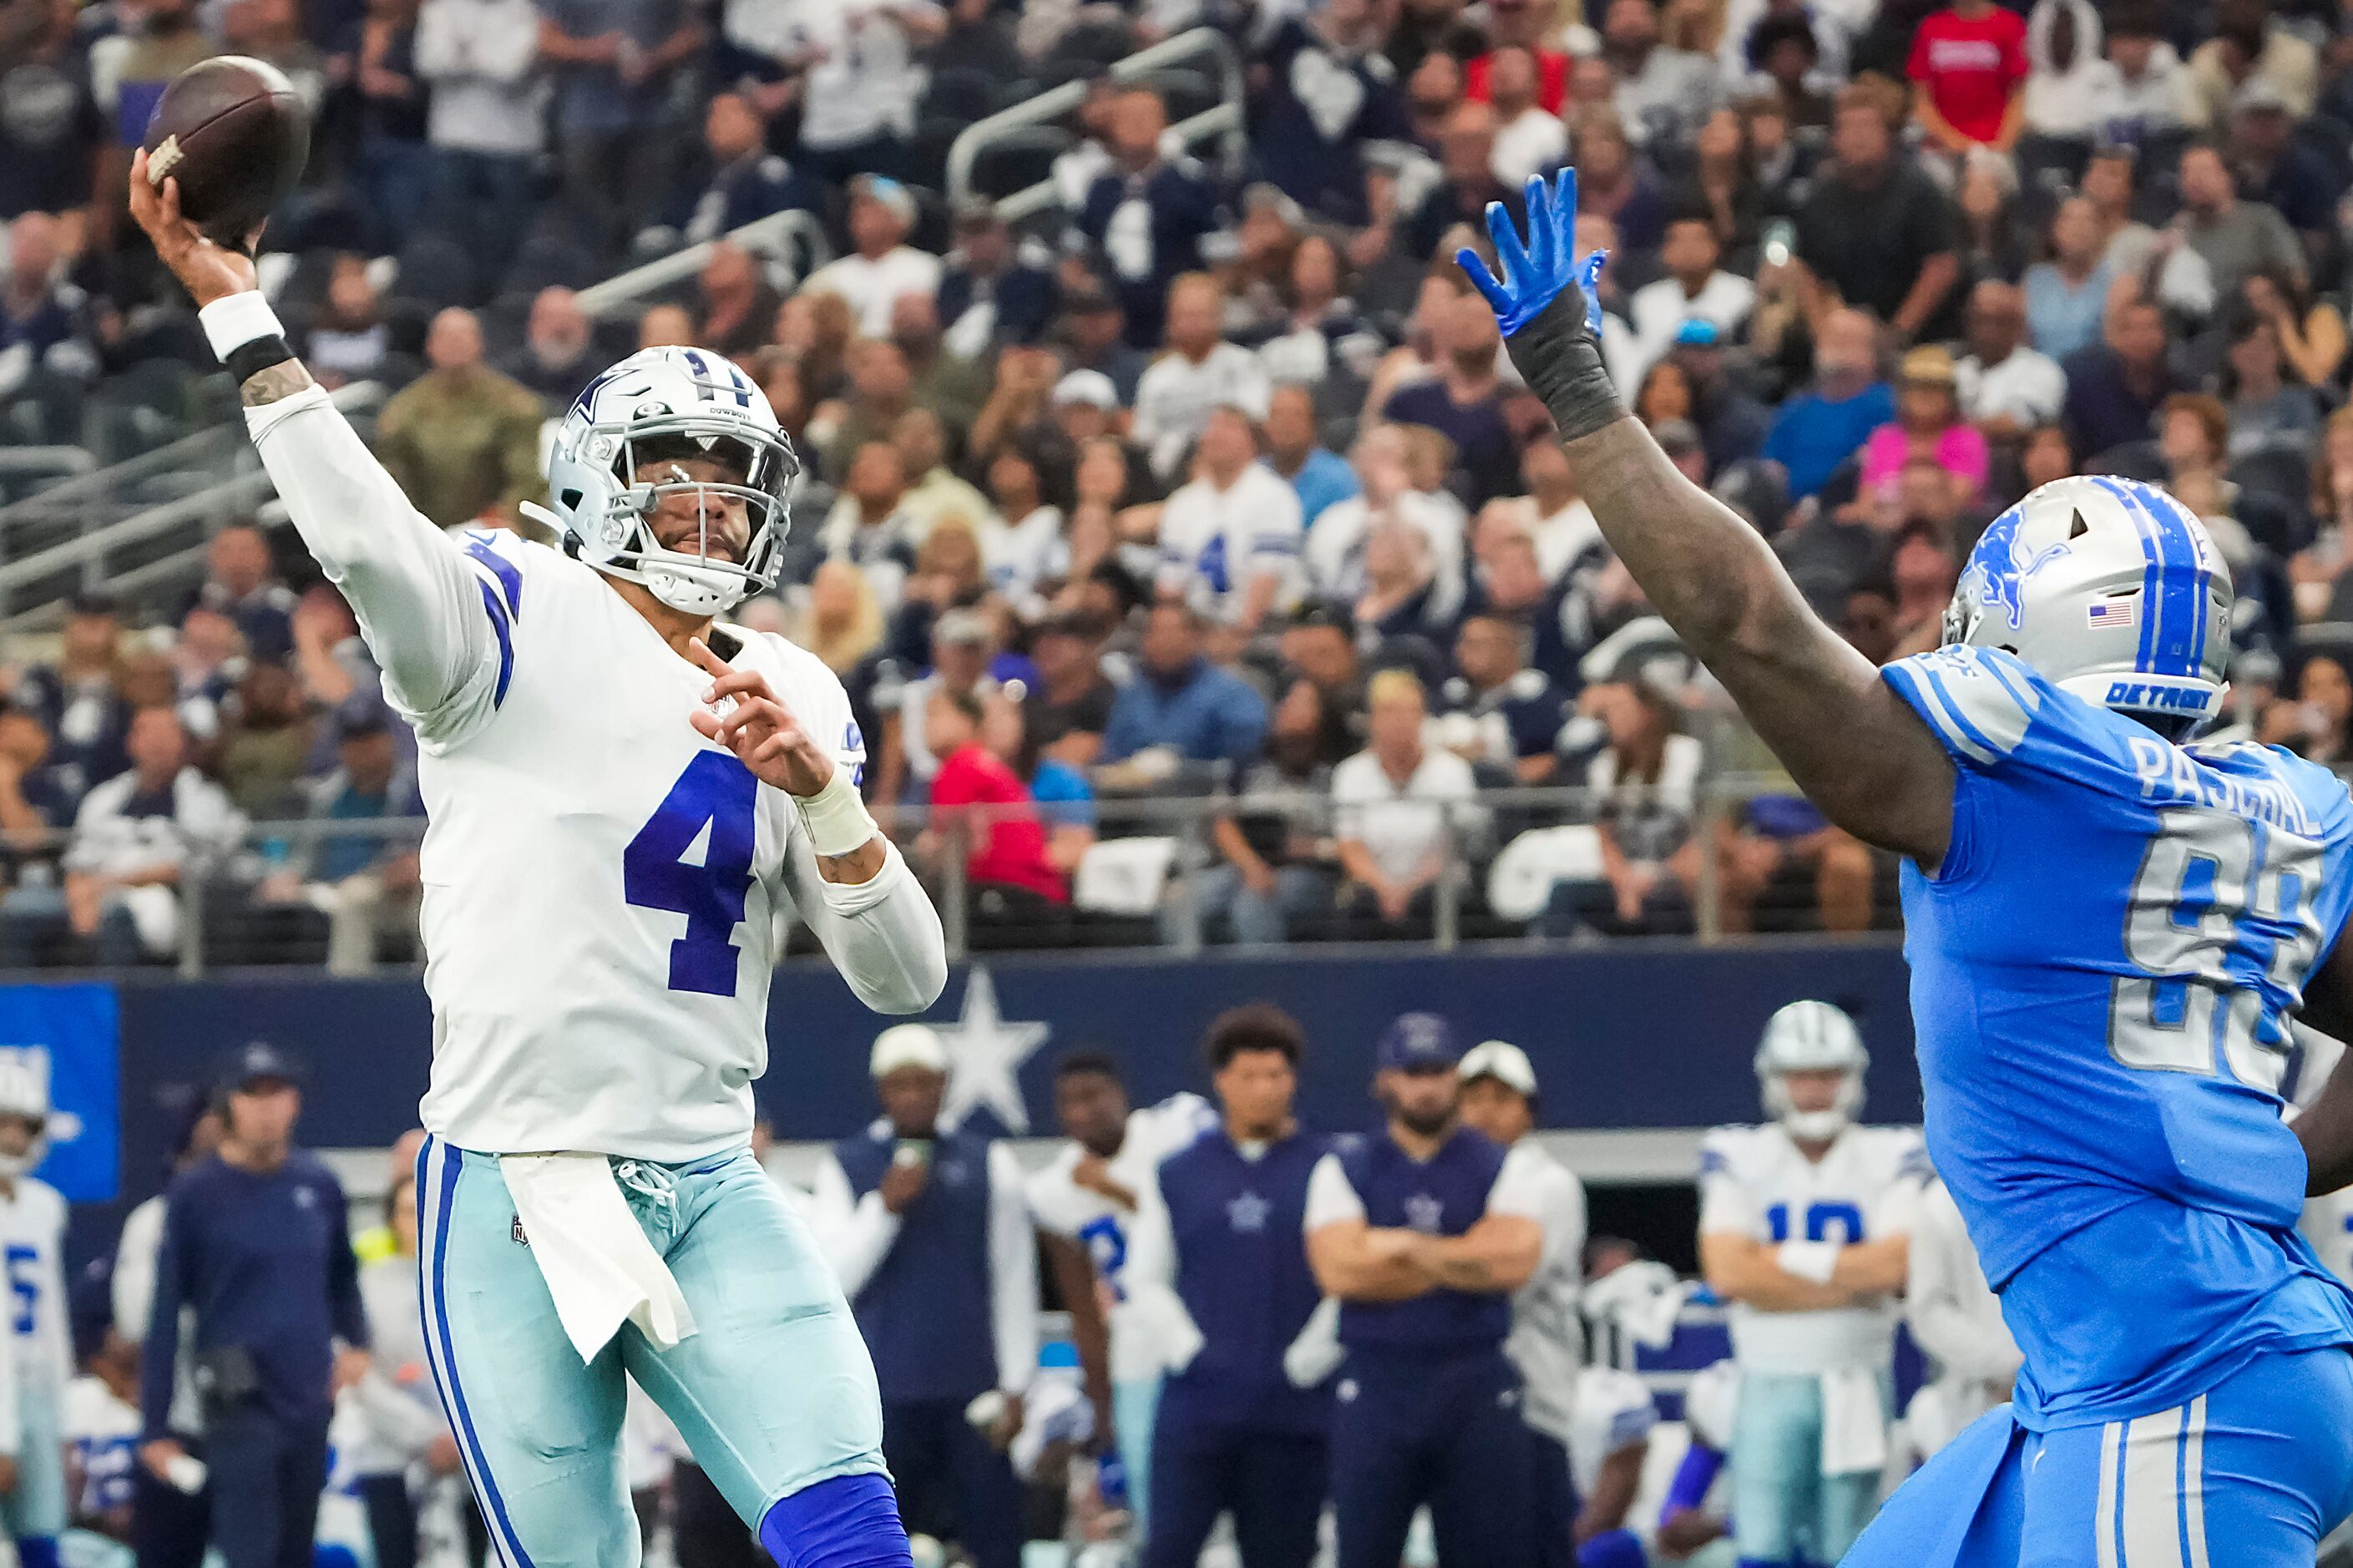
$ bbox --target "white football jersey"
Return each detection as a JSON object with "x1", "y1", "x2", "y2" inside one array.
[
  {"x1": 64, "y1": 1372, "x2": 139, "y2": 1520},
  {"x1": 407, "y1": 529, "x2": 868, "y2": 1160},
  {"x1": 1565, "y1": 1364, "x2": 1657, "y2": 1500},
  {"x1": 1504, "y1": 1142, "x2": 1587, "y2": 1446},
  {"x1": 241, "y1": 382, "x2": 940, "y2": 1164},
  {"x1": 1698, "y1": 1123, "x2": 1925, "y2": 1373},
  {"x1": 2301, "y1": 1185, "x2": 2353, "y2": 1291},
  {"x1": 1025, "y1": 1093, "x2": 1217, "y2": 1383},
  {"x1": 0, "y1": 1177, "x2": 69, "y2": 1407}
]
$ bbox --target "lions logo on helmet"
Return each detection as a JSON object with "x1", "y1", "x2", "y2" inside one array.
[
  {"x1": 541, "y1": 346, "x2": 800, "y2": 618},
  {"x1": 1755, "y1": 1000, "x2": 1867, "y2": 1142},
  {"x1": 1942, "y1": 475, "x2": 2231, "y2": 738}
]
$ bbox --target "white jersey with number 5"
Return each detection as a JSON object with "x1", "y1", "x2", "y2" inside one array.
[
  {"x1": 0, "y1": 1177, "x2": 68, "y2": 1439},
  {"x1": 235, "y1": 385, "x2": 944, "y2": 1162},
  {"x1": 1698, "y1": 1124, "x2": 1926, "y2": 1373}
]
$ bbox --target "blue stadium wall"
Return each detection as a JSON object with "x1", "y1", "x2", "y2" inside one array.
[{"x1": 13, "y1": 935, "x2": 1921, "y2": 1219}]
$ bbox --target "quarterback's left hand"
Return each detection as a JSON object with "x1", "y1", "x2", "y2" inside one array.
[{"x1": 688, "y1": 638, "x2": 836, "y2": 797}]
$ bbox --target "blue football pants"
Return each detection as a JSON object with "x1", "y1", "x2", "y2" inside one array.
[{"x1": 1845, "y1": 1346, "x2": 2353, "y2": 1567}]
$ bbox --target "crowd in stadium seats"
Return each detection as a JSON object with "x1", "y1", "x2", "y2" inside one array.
[{"x1": 7, "y1": 0, "x2": 2353, "y2": 967}]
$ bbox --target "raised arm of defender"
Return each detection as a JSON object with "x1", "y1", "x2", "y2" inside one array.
[
  {"x1": 129, "y1": 154, "x2": 502, "y2": 736},
  {"x1": 1459, "y1": 171, "x2": 1956, "y2": 871}
]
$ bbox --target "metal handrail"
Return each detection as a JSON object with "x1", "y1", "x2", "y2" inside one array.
[
  {"x1": 0, "y1": 773, "x2": 1865, "y2": 976},
  {"x1": 0, "y1": 384, "x2": 388, "y2": 635},
  {"x1": 946, "y1": 27, "x2": 1247, "y2": 217},
  {"x1": 575, "y1": 210, "x2": 835, "y2": 320}
]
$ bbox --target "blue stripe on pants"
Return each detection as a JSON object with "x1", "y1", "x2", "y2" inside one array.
[{"x1": 417, "y1": 1136, "x2": 534, "y2": 1568}]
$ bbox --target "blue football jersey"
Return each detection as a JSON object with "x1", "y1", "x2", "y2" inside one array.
[{"x1": 1886, "y1": 645, "x2": 2353, "y2": 1429}]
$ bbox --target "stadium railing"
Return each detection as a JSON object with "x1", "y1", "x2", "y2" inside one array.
[
  {"x1": 0, "y1": 774, "x2": 1897, "y2": 979},
  {"x1": 0, "y1": 212, "x2": 835, "y2": 635},
  {"x1": 945, "y1": 26, "x2": 1247, "y2": 225}
]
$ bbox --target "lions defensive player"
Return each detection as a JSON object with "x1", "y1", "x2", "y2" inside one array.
[
  {"x1": 1466, "y1": 170, "x2": 2353, "y2": 1563},
  {"x1": 0, "y1": 1059, "x2": 68, "y2": 1568},
  {"x1": 131, "y1": 161, "x2": 946, "y2": 1568},
  {"x1": 1697, "y1": 1003, "x2": 1922, "y2": 1566}
]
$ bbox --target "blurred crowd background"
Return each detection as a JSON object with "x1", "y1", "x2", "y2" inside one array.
[{"x1": 4, "y1": 0, "x2": 2353, "y2": 969}]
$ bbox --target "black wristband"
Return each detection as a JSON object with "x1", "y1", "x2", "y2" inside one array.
[
  {"x1": 224, "y1": 335, "x2": 294, "y2": 386},
  {"x1": 1505, "y1": 291, "x2": 1624, "y2": 445}
]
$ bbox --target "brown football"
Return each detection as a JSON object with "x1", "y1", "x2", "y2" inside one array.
[{"x1": 140, "y1": 57, "x2": 311, "y2": 249}]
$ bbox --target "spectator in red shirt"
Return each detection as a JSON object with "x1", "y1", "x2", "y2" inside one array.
[
  {"x1": 1908, "y1": 0, "x2": 2031, "y2": 154},
  {"x1": 1465, "y1": 0, "x2": 1571, "y2": 114},
  {"x1": 923, "y1": 689, "x2": 1069, "y2": 911}
]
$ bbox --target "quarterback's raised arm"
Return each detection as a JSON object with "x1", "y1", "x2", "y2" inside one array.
[
  {"x1": 1459, "y1": 172, "x2": 1954, "y2": 868},
  {"x1": 129, "y1": 157, "x2": 502, "y2": 733}
]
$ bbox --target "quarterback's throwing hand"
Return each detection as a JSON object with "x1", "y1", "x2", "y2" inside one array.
[
  {"x1": 127, "y1": 149, "x2": 260, "y2": 308},
  {"x1": 687, "y1": 637, "x2": 834, "y2": 797}
]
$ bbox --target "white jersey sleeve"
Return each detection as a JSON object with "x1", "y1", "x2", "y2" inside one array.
[
  {"x1": 1303, "y1": 1153, "x2": 1365, "y2": 1231},
  {"x1": 1865, "y1": 1129, "x2": 1931, "y2": 1237},
  {"x1": 762, "y1": 633, "x2": 948, "y2": 1018},
  {"x1": 1697, "y1": 1127, "x2": 1764, "y2": 1237},
  {"x1": 240, "y1": 386, "x2": 519, "y2": 751}
]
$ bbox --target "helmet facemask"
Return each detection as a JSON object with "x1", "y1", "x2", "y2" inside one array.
[{"x1": 559, "y1": 412, "x2": 797, "y2": 617}]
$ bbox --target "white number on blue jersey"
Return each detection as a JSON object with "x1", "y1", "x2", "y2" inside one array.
[{"x1": 2110, "y1": 813, "x2": 2325, "y2": 1094}]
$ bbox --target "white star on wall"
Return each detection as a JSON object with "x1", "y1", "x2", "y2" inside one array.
[{"x1": 937, "y1": 966, "x2": 1052, "y2": 1135}]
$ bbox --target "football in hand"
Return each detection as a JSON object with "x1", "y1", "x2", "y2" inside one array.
[{"x1": 140, "y1": 57, "x2": 311, "y2": 250}]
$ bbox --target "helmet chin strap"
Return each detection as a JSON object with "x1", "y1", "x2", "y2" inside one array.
[{"x1": 1782, "y1": 1107, "x2": 1850, "y2": 1141}]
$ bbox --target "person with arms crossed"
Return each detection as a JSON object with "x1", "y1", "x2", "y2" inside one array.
[
  {"x1": 1022, "y1": 1052, "x2": 1214, "y2": 1538},
  {"x1": 808, "y1": 1026, "x2": 1035, "y2": 1568},
  {"x1": 1696, "y1": 1002, "x2": 1922, "y2": 1568},
  {"x1": 0, "y1": 1056, "x2": 71, "y2": 1568},
  {"x1": 1304, "y1": 1012, "x2": 1548, "y2": 1568},
  {"x1": 139, "y1": 1045, "x2": 371, "y2": 1568},
  {"x1": 1455, "y1": 1040, "x2": 1591, "y2": 1568},
  {"x1": 1464, "y1": 166, "x2": 2353, "y2": 1566},
  {"x1": 1125, "y1": 1004, "x2": 1333, "y2": 1568},
  {"x1": 127, "y1": 154, "x2": 947, "y2": 1568}
]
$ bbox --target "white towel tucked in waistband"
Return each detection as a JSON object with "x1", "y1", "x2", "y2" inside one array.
[
  {"x1": 501, "y1": 1152, "x2": 697, "y2": 1363},
  {"x1": 1819, "y1": 1363, "x2": 1890, "y2": 1477}
]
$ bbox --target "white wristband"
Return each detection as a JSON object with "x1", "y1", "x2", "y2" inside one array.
[
  {"x1": 198, "y1": 292, "x2": 286, "y2": 362},
  {"x1": 794, "y1": 767, "x2": 878, "y2": 857},
  {"x1": 1778, "y1": 1240, "x2": 1840, "y2": 1285}
]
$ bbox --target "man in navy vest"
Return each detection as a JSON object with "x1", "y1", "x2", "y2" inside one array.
[
  {"x1": 1304, "y1": 1012, "x2": 1549, "y2": 1568},
  {"x1": 808, "y1": 1024, "x2": 1037, "y2": 1568},
  {"x1": 1126, "y1": 1004, "x2": 1333, "y2": 1568}
]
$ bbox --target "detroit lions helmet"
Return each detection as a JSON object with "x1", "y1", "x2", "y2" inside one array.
[
  {"x1": 1756, "y1": 999, "x2": 1866, "y2": 1142},
  {"x1": 542, "y1": 346, "x2": 799, "y2": 617},
  {"x1": 1942, "y1": 474, "x2": 2231, "y2": 738},
  {"x1": 0, "y1": 1052, "x2": 51, "y2": 1179}
]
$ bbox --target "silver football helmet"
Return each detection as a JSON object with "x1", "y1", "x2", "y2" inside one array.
[
  {"x1": 1756, "y1": 1000, "x2": 1867, "y2": 1142},
  {"x1": 540, "y1": 346, "x2": 798, "y2": 617},
  {"x1": 0, "y1": 1052, "x2": 50, "y2": 1179},
  {"x1": 1943, "y1": 474, "x2": 2231, "y2": 738}
]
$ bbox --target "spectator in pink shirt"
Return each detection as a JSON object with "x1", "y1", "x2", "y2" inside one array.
[{"x1": 1860, "y1": 345, "x2": 1989, "y2": 503}]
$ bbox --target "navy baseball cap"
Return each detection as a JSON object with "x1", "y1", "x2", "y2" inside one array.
[
  {"x1": 1375, "y1": 1013, "x2": 1461, "y2": 1073},
  {"x1": 216, "y1": 1040, "x2": 306, "y2": 1095}
]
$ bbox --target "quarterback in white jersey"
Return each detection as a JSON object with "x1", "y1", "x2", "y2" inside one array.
[
  {"x1": 1696, "y1": 1002, "x2": 1924, "y2": 1568},
  {"x1": 132, "y1": 164, "x2": 946, "y2": 1568},
  {"x1": 1022, "y1": 1056, "x2": 1214, "y2": 1533},
  {"x1": 0, "y1": 1057, "x2": 72, "y2": 1568}
]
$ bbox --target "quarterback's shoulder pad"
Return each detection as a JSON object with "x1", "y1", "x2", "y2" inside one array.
[
  {"x1": 1698, "y1": 1125, "x2": 1758, "y2": 1179},
  {"x1": 742, "y1": 631, "x2": 866, "y2": 769},
  {"x1": 1882, "y1": 645, "x2": 2045, "y2": 770}
]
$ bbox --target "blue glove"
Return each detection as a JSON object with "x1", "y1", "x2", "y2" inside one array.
[
  {"x1": 1455, "y1": 169, "x2": 1607, "y2": 337},
  {"x1": 1455, "y1": 169, "x2": 1622, "y2": 442}
]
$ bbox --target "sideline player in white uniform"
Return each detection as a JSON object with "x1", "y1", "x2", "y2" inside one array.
[
  {"x1": 0, "y1": 1056, "x2": 72, "y2": 1568},
  {"x1": 1696, "y1": 1002, "x2": 1924, "y2": 1568},
  {"x1": 1452, "y1": 1040, "x2": 1588, "y2": 1568},
  {"x1": 129, "y1": 161, "x2": 949, "y2": 1568},
  {"x1": 1020, "y1": 1054, "x2": 1213, "y2": 1536},
  {"x1": 1900, "y1": 1172, "x2": 2019, "y2": 1464}
]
